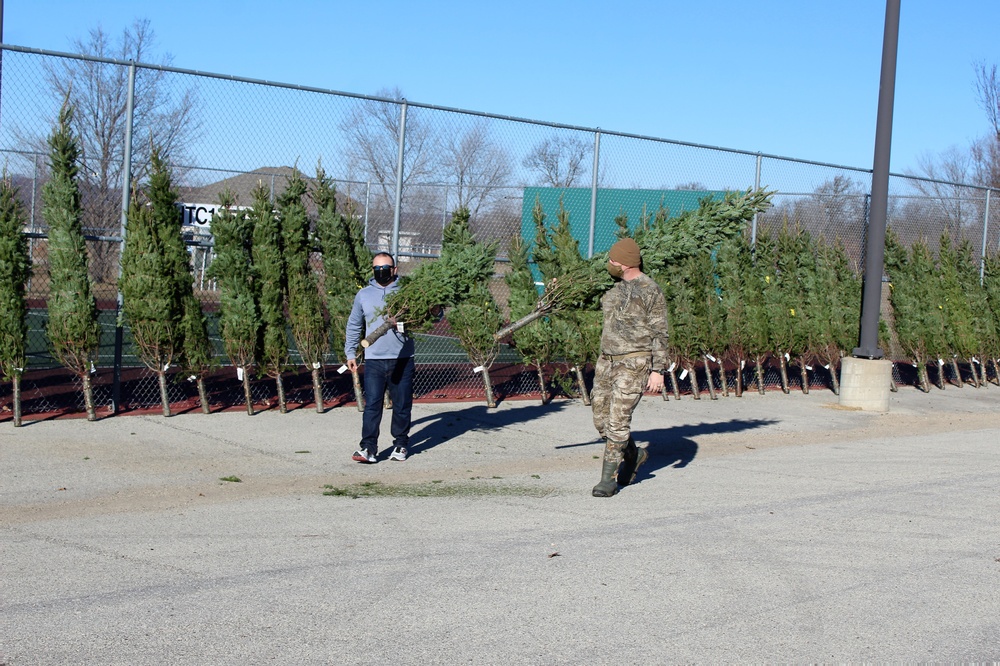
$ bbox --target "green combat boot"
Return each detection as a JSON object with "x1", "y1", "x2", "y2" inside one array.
[
  {"x1": 616, "y1": 437, "x2": 648, "y2": 487},
  {"x1": 592, "y1": 439, "x2": 625, "y2": 497}
]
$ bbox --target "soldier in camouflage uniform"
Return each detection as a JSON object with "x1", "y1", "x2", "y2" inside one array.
[{"x1": 591, "y1": 237, "x2": 669, "y2": 497}]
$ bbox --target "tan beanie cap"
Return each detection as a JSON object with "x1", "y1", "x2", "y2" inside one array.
[{"x1": 609, "y1": 238, "x2": 641, "y2": 267}]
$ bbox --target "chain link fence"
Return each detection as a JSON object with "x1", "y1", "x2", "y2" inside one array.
[{"x1": 2, "y1": 44, "x2": 998, "y2": 418}]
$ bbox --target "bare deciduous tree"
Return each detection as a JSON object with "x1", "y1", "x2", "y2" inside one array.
[
  {"x1": 809, "y1": 175, "x2": 869, "y2": 237},
  {"x1": 908, "y1": 147, "x2": 979, "y2": 233},
  {"x1": 971, "y1": 61, "x2": 1000, "y2": 189},
  {"x1": 522, "y1": 135, "x2": 591, "y2": 188},
  {"x1": 340, "y1": 86, "x2": 439, "y2": 213},
  {"x1": 440, "y1": 121, "x2": 513, "y2": 219},
  {"x1": 37, "y1": 19, "x2": 200, "y2": 282},
  {"x1": 974, "y1": 61, "x2": 1000, "y2": 139}
]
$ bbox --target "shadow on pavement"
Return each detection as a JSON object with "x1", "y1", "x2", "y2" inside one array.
[
  {"x1": 407, "y1": 401, "x2": 571, "y2": 456},
  {"x1": 629, "y1": 417, "x2": 779, "y2": 484}
]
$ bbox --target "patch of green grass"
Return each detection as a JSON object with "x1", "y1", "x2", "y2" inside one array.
[
  {"x1": 321, "y1": 480, "x2": 550, "y2": 499},
  {"x1": 531, "y1": 474, "x2": 540, "y2": 479},
  {"x1": 219, "y1": 476, "x2": 242, "y2": 483},
  {"x1": 295, "y1": 450, "x2": 310, "y2": 454}
]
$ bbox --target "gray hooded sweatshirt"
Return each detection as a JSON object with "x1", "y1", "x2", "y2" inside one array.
[{"x1": 344, "y1": 277, "x2": 416, "y2": 361}]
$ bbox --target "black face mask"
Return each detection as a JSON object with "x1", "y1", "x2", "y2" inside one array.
[{"x1": 373, "y1": 265, "x2": 395, "y2": 286}]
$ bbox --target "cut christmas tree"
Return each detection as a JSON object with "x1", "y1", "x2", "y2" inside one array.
[
  {"x1": 42, "y1": 101, "x2": 101, "y2": 421},
  {"x1": 280, "y1": 168, "x2": 328, "y2": 412},
  {"x1": 206, "y1": 190, "x2": 260, "y2": 414},
  {"x1": 442, "y1": 207, "x2": 502, "y2": 407},
  {"x1": 120, "y1": 183, "x2": 182, "y2": 417},
  {"x1": 251, "y1": 181, "x2": 290, "y2": 412},
  {"x1": 360, "y1": 242, "x2": 495, "y2": 349},
  {"x1": 145, "y1": 147, "x2": 216, "y2": 414},
  {"x1": 0, "y1": 174, "x2": 30, "y2": 425}
]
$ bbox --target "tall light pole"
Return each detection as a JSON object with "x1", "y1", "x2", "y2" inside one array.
[
  {"x1": 839, "y1": 0, "x2": 900, "y2": 412},
  {"x1": 854, "y1": 0, "x2": 901, "y2": 359}
]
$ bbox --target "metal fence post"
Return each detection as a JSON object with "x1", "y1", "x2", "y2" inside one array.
[
  {"x1": 112, "y1": 61, "x2": 136, "y2": 414},
  {"x1": 442, "y1": 185, "x2": 448, "y2": 231},
  {"x1": 364, "y1": 180, "x2": 371, "y2": 245},
  {"x1": 981, "y1": 189, "x2": 992, "y2": 284},
  {"x1": 391, "y1": 100, "x2": 407, "y2": 259},
  {"x1": 750, "y1": 153, "x2": 762, "y2": 246},
  {"x1": 30, "y1": 152, "x2": 37, "y2": 230},
  {"x1": 588, "y1": 130, "x2": 601, "y2": 258},
  {"x1": 28, "y1": 153, "x2": 37, "y2": 291}
]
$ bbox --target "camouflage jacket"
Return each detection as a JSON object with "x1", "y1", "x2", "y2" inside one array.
[{"x1": 599, "y1": 272, "x2": 669, "y2": 370}]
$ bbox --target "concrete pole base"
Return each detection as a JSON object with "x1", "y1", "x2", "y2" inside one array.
[{"x1": 839, "y1": 357, "x2": 893, "y2": 412}]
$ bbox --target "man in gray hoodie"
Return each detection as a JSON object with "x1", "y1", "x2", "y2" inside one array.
[{"x1": 345, "y1": 252, "x2": 416, "y2": 463}]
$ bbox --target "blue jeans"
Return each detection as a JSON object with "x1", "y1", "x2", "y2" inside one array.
[{"x1": 360, "y1": 356, "x2": 414, "y2": 454}]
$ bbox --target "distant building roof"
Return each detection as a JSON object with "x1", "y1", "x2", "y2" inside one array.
[{"x1": 179, "y1": 166, "x2": 360, "y2": 216}]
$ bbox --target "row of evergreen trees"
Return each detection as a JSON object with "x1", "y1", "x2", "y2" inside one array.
[
  {"x1": 5, "y1": 103, "x2": 1000, "y2": 422},
  {"x1": 0, "y1": 101, "x2": 376, "y2": 422},
  {"x1": 203, "y1": 164, "x2": 370, "y2": 416},
  {"x1": 505, "y1": 191, "x2": 1000, "y2": 406},
  {"x1": 886, "y1": 230, "x2": 1000, "y2": 392}
]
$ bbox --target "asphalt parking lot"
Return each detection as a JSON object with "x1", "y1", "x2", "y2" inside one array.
[{"x1": 2, "y1": 386, "x2": 999, "y2": 664}]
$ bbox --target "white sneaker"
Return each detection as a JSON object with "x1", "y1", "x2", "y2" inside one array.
[
  {"x1": 389, "y1": 446, "x2": 408, "y2": 462},
  {"x1": 352, "y1": 448, "x2": 376, "y2": 463}
]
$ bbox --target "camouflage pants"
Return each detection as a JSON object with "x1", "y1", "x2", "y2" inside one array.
[{"x1": 591, "y1": 354, "x2": 651, "y2": 450}]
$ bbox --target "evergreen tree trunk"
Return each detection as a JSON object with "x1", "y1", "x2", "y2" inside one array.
[
  {"x1": 197, "y1": 377, "x2": 210, "y2": 414},
  {"x1": 702, "y1": 357, "x2": 716, "y2": 400},
  {"x1": 482, "y1": 368, "x2": 497, "y2": 408},
  {"x1": 778, "y1": 355, "x2": 790, "y2": 394},
  {"x1": 829, "y1": 360, "x2": 840, "y2": 395},
  {"x1": 686, "y1": 363, "x2": 701, "y2": 400},
  {"x1": 242, "y1": 370, "x2": 254, "y2": 416},
  {"x1": 157, "y1": 370, "x2": 171, "y2": 417},
  {"x1": 951, "y1": 358, "x2": 963, "y2": 388},
  {"x1": 756, "y1": 358, "x2": 766, "y2": 395},
  {"x1": 668, "y1": 367, "x2": 681, "y2": 400},
  {"x1": 276, "y1": 374, "x2": 287, "y2": 414},
  {"x1": 992, "y1": 359, "x2": 1000, "y2": 386},
  {"x1": 917, "y1": 362, "x2": 930, "y2": 393},
  {"x1": 936, "y1": 361, "x2": 946, "y2": 390},
  {"x1": 352, "y1": 369, "x2": 364, "y2": 412},
  {"x1": 385, "y1": 388, "x2": 393, "y2": 411},
  {"x1": 493, "y1": 309, "x2": 548, "y2": 341},
  {"x1": 798, "y1": 359, "x2": 810, "y2": 395},
  {"x1": 661, "y1": 384, "x2": 670, "y2": 401},
  {"x1": 968, "y1": 359, "x2": 981, "y2": 388},
  {"x1": 537, "y1": 364, "x2": 549, "y2": 405},
  {"x1": 575, "y1": 365, "x2": 591, "y2": 406},
  {"x1": 735, "y1": 358, "x2": 744, "y2": 397},
  {"x1": 889, "y1": 367, "x2": 898, "y2": 393},
  {"x1": 82, "y1": 373, "x2": 97, "y2": 421},
  {"x1": 717, "y1": 361, "x2": 729, "y2": 398},
  {"x1": 312, "y1": 368, "x2": 324, "y2": 414},
  {"x1": 13, "y1": 375, "x2": 22, "y2": 427}
]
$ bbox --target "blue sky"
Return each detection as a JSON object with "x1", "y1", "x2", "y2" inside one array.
[{"x1": 5, "y1": 0, "x2": 999, "y2": 175}]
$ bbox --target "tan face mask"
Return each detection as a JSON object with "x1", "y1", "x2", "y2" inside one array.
[{"x1": 607, "y1": 260, "x2": 624, "y2": 279}]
